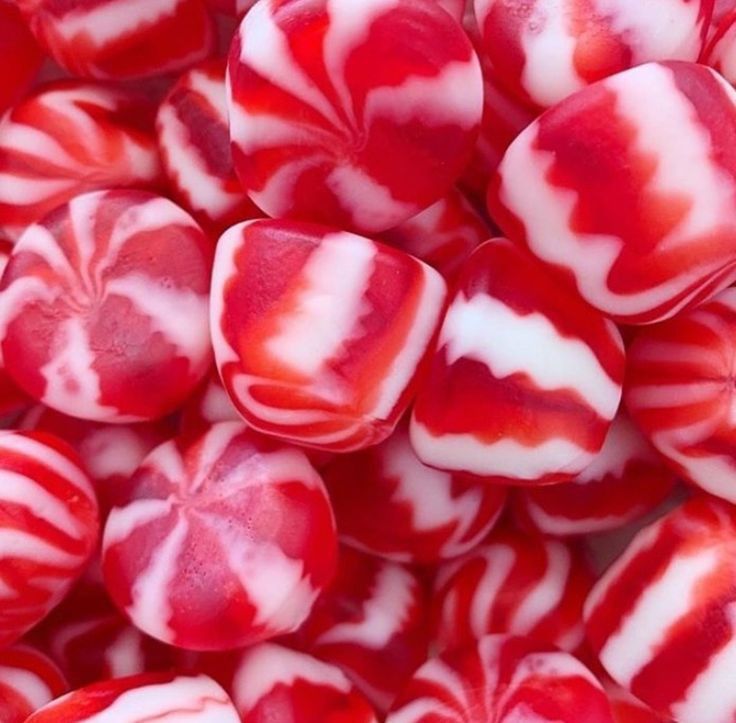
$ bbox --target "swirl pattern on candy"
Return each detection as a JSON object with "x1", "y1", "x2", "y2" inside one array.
[
  {"x1": 323, "y1": 425, "x2": 506, "y2": 564},
  {"x1": 227, "y1": 0, "x2": 483, "y2": 234},
  {"x1": 386, "y1": 634, "x2": 614, "y2": 722},
  {"x1": 0, "y1": 2, "x2": 43, "y2": 114},
  {"x1": 488, "y1": 61, "x2": 736, "y2": 325},
  {"x1": 585, "y1": 496, "x2": 736, "y2": 723},
  {"x1": 0, "y1": 431, "x2": 98, "y2": 646},
  {"x1": 102, "y1": 422, "x2": 338, "y2": 651},
  {"x1": 0, "y1": 190, "x2": 213, "y2": 423},
  {"x1": 211, "y1": 220, "x2": 447, "y2": 452},
  {"x1": 0, "y1": 81, "x2": 162, "y2": 241},
  {"x1": 410, "y1": 238, "x2": 624, "y2": 483}
]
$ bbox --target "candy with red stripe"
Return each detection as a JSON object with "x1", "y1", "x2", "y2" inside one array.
[
  {"x1": 410, "y1": 238, "x2": 624, "y2": 484},
  {"x1": 585, "y1": 496, "x2": 736, "y2": 723},
  {"x1": 291, "y1": 546, "x2": 429, "y2": 713},
  {"x1": 323, "y1": 425, "x2": 506, "y2": 564},
  {"x1": 227, "y1": 0, "x2": 483, "y2": 234},
  {"x1": 212, "y1": 220, "x2": 447, "y2": 452},
  {"x1": 512, "y1": 414, "x2": 677, "y2": 537},
  {"x1": 432, "y1": 528, "x2": 593, "y2": 653},
  {"x1": 156, "y1": 59, "x2": 261, "y2": 235},
  {"x1": 386, "y1": 634, "x2": 614, "y2": 722},
  {"x1": 0, "y1": 190, "x2": 213, "y2": 423},
  {"x1": 102, "y1": 421, "x2": 337, "y2": 651},
  {"x1": 0, "y1": 430, "x2": 98, "y2": 646},
  {"x1": 0, "y1": 2, "x2": 43, "y2": 114},
  {"x1": 25, "y1": 673, "x2": 240, "y2": 722},
  {"x1": 0, "y1": 81, "x2": 162, "y2": 241},
  {"x1": 624, "y1": 287, "x2": 736, "y2": 503},
  {"x1": 488, "y1": 61, "x2": 736, "y2": 325},
  {"x1": 15, "y1": 0, "x2": 215, "y2": 81},
  {"x1": 604, "y1": 678, "x2": 673, "y2": 723}
]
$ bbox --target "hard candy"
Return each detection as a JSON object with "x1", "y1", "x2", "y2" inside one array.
[{"x1": 0, "y1": 2, "x2": 43, "y2": 114}]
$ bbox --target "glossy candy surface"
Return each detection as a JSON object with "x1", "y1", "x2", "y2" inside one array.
[
  {"x1": 0, "y1": 190, "x2": 213, "y2": 423},
  {"x1": 0, "y1": 2, "x2": 43, "y2": 114},
  {"x1": 410, "y1": 238, "x2": 624, "y2": 483},
  {"x1": 212, "y1": 220, "x2": 446, "y2": 452},
  {"x1": 488, "y1": 61, "x2": 736, "y2": 325},
  {"x1": 102, "y1": 422, "x2": 338, "y2": 651},
  {"x1": 227, "y1": 0, "x2": 483, "y2": 234}
]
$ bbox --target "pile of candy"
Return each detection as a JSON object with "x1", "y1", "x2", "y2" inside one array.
[{"x1": 2, "y1": 0, "x2": 736, "y2": 721}]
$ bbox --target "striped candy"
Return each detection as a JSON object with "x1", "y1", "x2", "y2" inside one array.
[
  {"x1": 211, "y1": 220, "x2": 447, "y2": 452},
  {"x1": 227, "y1": 0, "x2": 483, "y2": 234},
  {"x1": 432, "y1": 528, "x2": 593, "y2": 653},
  {"x1": 228, "y1": 643, "x2": 378, "y2": 722},
  {"x1": 323, "y1": 425, "x2": 506, "y2": 564},
  {"x1": 585, "y1": 496, "x2": 736, "y2": 723},
  {"x1": 488, "y1": 61, "x2": 736, "y2": 325},
  {"x1": 386, "y1": 634, "x2": 614, "y2": 723},
  {"x1": 475, "y1": 0, "x2": 711, "y2": 109},
  {"x1": 0, "y1": 190, "x2": 213, "y2": 423},
  {"x1": 25, "y1": 673, "x2": 240, "y2": 722},
  {"x1": 410, "y1": 238, "x2": 624, "y2": 483},
  {"x1": 512, "y1": 414, "x2": 677, "y2": 537},
  {"x1": 0, "y1": 430, "x2": 98, "y2": 646},
  {"x1": 156, "y1": 59, "x2": 261, "y2": 235},
  {"x1": 0, "y1": 2, "x2": 43, "y2": 114},
  {"x1": 292, "y1": 546, "x2": 429, "y2": 713},
  {"x1": 625, "y1": 287, "x2": 736, "y2": 504},
  {"x1": 102, "y1": 422, "x2": 338, "y2": 651},
  {"x1": 16, "y1": 0, "x2": 216, "y2": 80}
]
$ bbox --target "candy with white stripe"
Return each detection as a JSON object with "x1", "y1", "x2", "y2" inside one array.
[
  {"x1": 410, "y1": 238, "x2": 624, "y2": 483},
  {"x1": 0, "y1": 2, "x2": 42, "y2": 114},
  {"x1": 211, "y1": 220, "x2": 447, "y2": 452}
]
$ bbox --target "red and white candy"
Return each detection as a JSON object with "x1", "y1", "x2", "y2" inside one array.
[
  {"x1": 212, "y1": 220, "x2": 446, "y2": 452},
  {"x1": 102, "y1": 422, "x2": 338, "y2": 651}
]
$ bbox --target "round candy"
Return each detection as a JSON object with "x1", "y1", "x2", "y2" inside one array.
[
  {"x1": 212, "y1": 220, "x2": 447, "y2": 452},
  {"x1": 0, "y1": 430, "x2": 98, "y2": 646},
  {"x1": 512, "y1": 413, "x2": 677, "y2": 537},
  {"x1": 488, "y1": 61, "x2": 736, "y2": 325},
  {"x1": 323, "y1": 425, "x2": 507, "y2": 564},
  {"x1": 156, "y1": 59, "x2": 261, "y2": 235},
  {"x1": 227, "y1": 0, "x2": 483, "y2": 234},
  {"x1": 0, "y1": 190, "x2": 213, "y2": 423},
  {"x1": 102, "y1": 421, "x2": 338, "y2": 651},
  {"x1": 624, "y1": 287, "x2": 736, "y2": 503},
  {"x1": 25, "y1": 673, "x2": 240, "y2": 722},
  {"x1": 410, "y1": 238, "x2": 624, "y2": 483},
  {"x1": 0, "y1": 1, "x2": 43, "y2": 114},
  {"x1": 475, "y1": 0, "x2": 711, "y2": 109},
  {"x1": 0, "y1": 644, "x2": 68, "y2": 723},
  {"x1": 15, "y1": 0, "x2": 216, "y2": 81},
  {"x1": 228, "y1": 643, "x2": 378, "y2": 722},
  {"x1": 292, "y1": 546, "x2": 429, "y2": 713},
  {"x1": 585, "y1": 496, "x2": 736, "y2": 723},
  {"x1": 431, "y1": 528, "x2": 593, "y2": 653},
  {"x1": 386, "y1": 634, "x2": 614, "y2": 722}
]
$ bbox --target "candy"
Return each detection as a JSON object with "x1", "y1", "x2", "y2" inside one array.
[
  {"x1": 488, "y1": 61, "x2": 736, "y2": 325},
  {"x1": 410, "y1": 238, "x2": 624, "y2": 483},
  {"x1": 0, "y1": 2, "x2": 43, "y2": 114},
  {"x1": 475, "y1": 0, "x2": 711, "y2": 109},
  {"x1": 386, "y1": 634, "x2": 614, "y2": 722},
  {"x1": 179, "y1": 371, "x2": 240, "y2": 435},
  {"x1": 624, "y1": 287, "x2": 736, "y2": 503},
  {"x1": 15, "y1": 0, "x2": 216, "y2": 81},
  {"x1": 512, "y1": 414, "x2": 677, "y2": 537},
  {"x1": 25, "y1": 673, "x2": 240, "y2": 722},
  {"x1": 0, "y1": 81, "x2": 162, "y2": 241},
  {"x1": 156, "y1": 59, "x2": 261, "y2": 235},
  {"x1": 0, "y1": 189, "x2": 213, "y2": 423},
  {"x1": 585, "y1": 496, "x2": 736, "y2": 723},
  {"x1": 227, "y1": 643, "x2": 378, "y2": 722},
  {"x1": 102, "y1": 421, "x2": 337, "y2": 651},
  {"x1": 0, "y1": 431, "x2": 98, "y2": 646},
  {"x1": 323, "y1": 425, "x2": 506, "y2": 564},
  {"x1": 431, "y1": 528, "x2": 593, "y2": 653},
  {"x1": 604, "y1": 679, "x2": 673, "y2": 723},
  {"x1": 211, "y1": 220, "x2": 447, "y2": 452},
  {"x1": 705, "y1": 8, "x2": 736, "y2": 84},
  {"x1": 291, "y1": 546, "x2": 429, "y2": 713},
  {"x1": 0, "y1": 644, "x2": 67, "y2": 723},
  {"x1": 227, "y1": 0, "x2": 483, "y2": 234}
]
